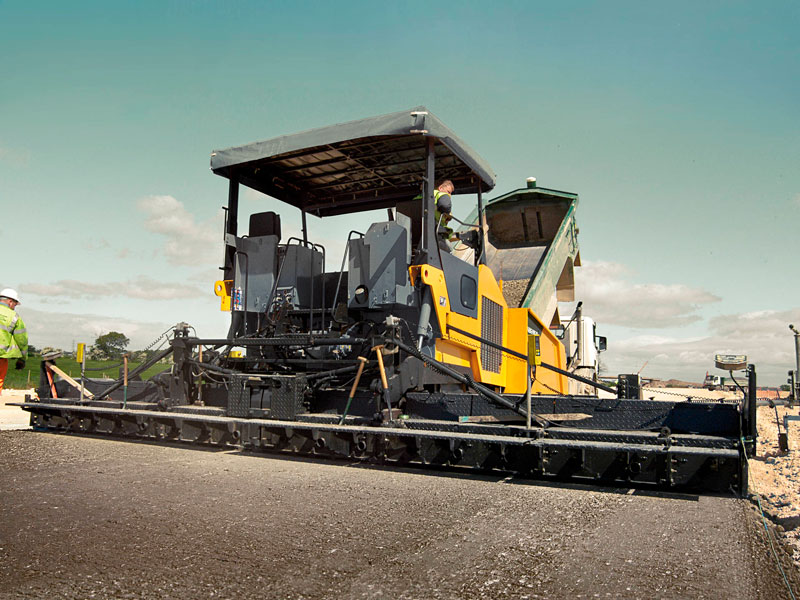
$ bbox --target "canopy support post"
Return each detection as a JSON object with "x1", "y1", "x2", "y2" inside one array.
[
  {"x1": 223, "y1": 175, "x2": 239, "y2": 281},
  {"x1": 476, "y1": 181, "x2": 486, "y2": 266},
  {"x1": 227, "y1": 176, "x2": 239, "y2": 237},
  {"x1": 418, "y1": 137, "x2": 441, "y2": 269}
]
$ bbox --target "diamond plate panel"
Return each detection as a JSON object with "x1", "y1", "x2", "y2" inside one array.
[
  {"x1": 227, "y1": 375, "x2": 249, "y2": 418},
  {"x1": 271, "y1": 375, "x2": 309, "y2": 420}
]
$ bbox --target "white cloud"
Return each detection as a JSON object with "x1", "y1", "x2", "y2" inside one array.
[
  {"x1": 82, "y1": 238, "x2": 111, "y2": 251},
  {"x1": 17, "y1": 307, "x2": 175, "y2": 353},
  {"x1": 574, "y1": 261, "x2": 720, "y2": 328},
  {"x1": 21, "y1": 277, "x2": 204, "y2": 301},
  {"x1": 601, "y1": 308, "x2": 800, "y2": 385},
  {"x1": 243, "y1": 187, "x2": 271, "y2": 204},
  {"x1": 0, "y1": 143, "x2": 31, "y2": 168},
  {"x1": 137, "y1": 195, "x2": 223, "y2": 266},
  {"x1": 564, "y1": 262, "x2": 797, "y2": 383},
  {"x1": 793, "y1": 193, "x2": 800, "y2": 208},
  {"x1": 186, "y1": 269, "x2": 223, "y2": 286}
]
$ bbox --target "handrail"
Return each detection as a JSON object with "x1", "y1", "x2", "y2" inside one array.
[
  {"x1": 312, "y1": 242, "x2": 326, "y2": 332},
  {"x1": 331, "y1": 231, "x2": 365, "y2": 323}
]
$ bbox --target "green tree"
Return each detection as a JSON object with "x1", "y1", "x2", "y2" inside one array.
[{"x1": 94, "y1": 331, "x2": 130, "y2": 359}]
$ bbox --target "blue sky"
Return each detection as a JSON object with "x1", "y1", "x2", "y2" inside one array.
[{"x1": 1, "y1": 1, "x2": 798, "y2": 384}]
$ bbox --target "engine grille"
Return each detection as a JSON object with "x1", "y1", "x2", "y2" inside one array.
[{"x1": 480, "y1": 297, "x2": 503, "y2": 373}]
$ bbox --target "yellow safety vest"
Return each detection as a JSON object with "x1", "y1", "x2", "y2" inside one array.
[
  {"x1": 413, "y1": 190, "x2": 453, "y2": 239},
  {"x1": 0, "y1": 304, "x2": 28, "y2": 358}
]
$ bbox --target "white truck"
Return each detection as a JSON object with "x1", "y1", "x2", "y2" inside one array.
[
  {"x1": 555, "y1": 303, "x2": 607, "y2": 395},
  {"x1": 703, "y1": 372, "x2": 724, "y2": 390}
]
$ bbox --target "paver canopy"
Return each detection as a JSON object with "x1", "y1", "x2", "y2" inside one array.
[{"x1": 210, "y1": 106, "x2": 496, "y2": 217}]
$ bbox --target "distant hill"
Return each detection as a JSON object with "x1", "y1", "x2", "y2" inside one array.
[{"x1": 645, "y1": 378, "x2": 703, "y2": 389}]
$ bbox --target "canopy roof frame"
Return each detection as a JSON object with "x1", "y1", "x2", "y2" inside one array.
[{"x1": 210, "y1": 106, "x2": 496, "y2": 218}]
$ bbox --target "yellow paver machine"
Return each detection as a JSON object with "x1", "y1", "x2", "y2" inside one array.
[{"x1": 20, "y1": 108, "x2": 756, "y2": 493}]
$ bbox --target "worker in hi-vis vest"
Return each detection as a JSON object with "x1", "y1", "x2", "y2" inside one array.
[
  {"x1": 0, "y1": 288, "x2": 27, "y2": 395},
  {"x1": 415, "y1": 179, "x2": 457, "y2": 250}
]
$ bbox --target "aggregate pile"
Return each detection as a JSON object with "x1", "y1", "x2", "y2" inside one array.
[{"x1": 501, "y1": 279, "x2": 530, "y2": 309}]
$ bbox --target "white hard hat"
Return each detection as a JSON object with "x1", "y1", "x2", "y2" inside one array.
[{"x1": 0, "y1": 288, "x2": 21, "y2": 303}]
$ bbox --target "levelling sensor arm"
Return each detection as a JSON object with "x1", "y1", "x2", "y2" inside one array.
[{"x1": 94, "y1": 346, "x2": 174, "y2": 401}]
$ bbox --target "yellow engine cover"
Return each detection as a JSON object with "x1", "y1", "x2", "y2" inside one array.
[{"x1": 411, "y1": 263, "x2": 568, "y2": 394}]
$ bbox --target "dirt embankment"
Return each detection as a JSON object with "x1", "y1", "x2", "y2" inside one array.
[{"x1": 751, "y1": 404, "x2": 800, "y2": 564}]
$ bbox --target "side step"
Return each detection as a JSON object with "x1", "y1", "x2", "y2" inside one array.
[{"x1": 19, "y1": 402, "x2": 746, "y2": 494}]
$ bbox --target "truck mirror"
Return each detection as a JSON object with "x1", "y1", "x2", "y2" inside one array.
[{"x1": 597, "y1": 336, "x2": 607, "y2": 351}]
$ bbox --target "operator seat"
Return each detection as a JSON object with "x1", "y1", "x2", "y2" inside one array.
[{"x1": 249, "y1": 211, "x2": 281, "y2": 240}]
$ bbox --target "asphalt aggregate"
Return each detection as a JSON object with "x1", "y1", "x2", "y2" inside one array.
[{"x1": 1, "y1": 431, "x2": 798, "y2": 599}]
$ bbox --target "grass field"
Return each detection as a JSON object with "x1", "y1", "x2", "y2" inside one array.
[{"x1": 3, "y1": 356, "x2": 171, "y2": 390}]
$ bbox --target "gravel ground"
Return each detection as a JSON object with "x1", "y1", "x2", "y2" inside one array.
[{"x1": 1, "y1": 430, "x2": 799, "y2": 599}]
